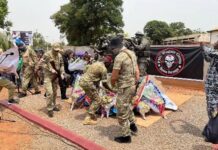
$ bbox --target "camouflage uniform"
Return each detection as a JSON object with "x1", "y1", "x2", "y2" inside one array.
[
  {"x1": 203, "y1": 46, "x2": 218, "y2": 119},
  {"x1": 42, "y1": 50, "x2": 64, "y2": 112},
  {"x1": 21, "y1": 48, "x2": 40, "y2": 94},
  {"x1": 0, "y1": 73, "x2": 16, "y2": 100},
  {"x1": 113, "y1": 48, "x2": 137, "y2": 137},
  {"x1": 0, "y1": 48, "x2": 19, "y2": 103},
  {"x1": 134, "y1": 32, "x2": 150, "y2": 76},
  {"x1": 79, "y1": 61, "x2": 107, "y2": 120}
]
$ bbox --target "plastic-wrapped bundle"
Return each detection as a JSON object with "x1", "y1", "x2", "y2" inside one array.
[
  {"x1": 101, "y1": 94, "x2": 117, "y2": 118},
  {"x1": 140, "y1": 80, "x2": 165, "y2": 116},
  {"x1": 71, "y1": 74, "x2": 85, "y2": 107},
  {"x1": 136, "y1": 101, "x2": 150, "y2": 120},
  {"x1": 68, "y1": 58, "x2": 87, "y2": 72},
  {"x1": 150, "y1": 80, "x2": 178, "y2": 111}
]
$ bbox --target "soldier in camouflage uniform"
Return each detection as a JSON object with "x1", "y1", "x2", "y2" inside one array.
[
  {"x1": 42, "y1": 43, "x2": 65, "y2": 117},
  {"x1": 19, "y1": 47, "x2": 41, "y2": 97},
  {"x1": 132, "y1": 31, "x2": 150, "y2": 76},
  {"x1": 0, "y1": 48, "x2": 19, "y2": 103},
  {"x1": 0, "y1": 72, "x2": 19, "y2": 103},
  {"x1": 79, "y1": 55, "x2": 113, "y2": 125},
  {"x1": 202, "y1": 41, "x2": 218, "y2": 119},
  {"x1": 110, "y1": 37, "x2": 140, "y2": 143}
]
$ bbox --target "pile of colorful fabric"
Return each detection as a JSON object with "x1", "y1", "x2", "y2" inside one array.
[
  {"x1": 70, "y1": 75, "x2": 117, "y2": 117},
  {"x1": 70, "y1": 75, "x2": 86, "y2": 109},
  {"x1": 134, "y1": 76, "x2": 177, "y2": 119},
  {"x1": 70, "y1": 74, "x2": 177, "y2": 120}
]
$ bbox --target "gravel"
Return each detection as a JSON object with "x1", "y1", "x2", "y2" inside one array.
[{"x1": 14, "y1": 86, "x2": 212, "y2": 150}]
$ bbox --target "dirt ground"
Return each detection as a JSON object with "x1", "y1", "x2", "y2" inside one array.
[
  {"x1": 0, "y1": 78, "x2": 218, "y2": 150},
  {"x1": 0, "y1": 110, "x2": 32, "y2": 150},
  {"x1": 0, "y1": 89, "x2": 32, "y2": 150},
  {"x1": 0, "y1": 88, "x2": 79, "y2": 150}
]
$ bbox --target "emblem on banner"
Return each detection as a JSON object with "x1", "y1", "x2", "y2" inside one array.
[{"x1": 155, "y1": 48, "x2": 185, "y2": 76}]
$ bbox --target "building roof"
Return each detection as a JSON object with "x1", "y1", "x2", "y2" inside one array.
[
  {"x1": 207, "y1": 27, "x2": 218, "y2": 33},
  {"x1": 163, "y1": 34, "x2": 203, "y2": 41}
]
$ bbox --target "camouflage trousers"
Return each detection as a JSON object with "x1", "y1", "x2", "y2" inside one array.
[
  {"x1": 0, "y1": 78, "x2": 16, "y2": 100},
  {"x1": 138, "y1": 61, "x2": 147, "y2": 77},
  {"x1": 22, "y1": 66, "x2": 39, "y2": 93},
  {"x1": 79, "y1": 80, "x2": 101, "y2": 119},
  {"x1": 205, "y1": 87, "x2": 218, "y2": 119},
  {"x1": 116, "y1": 85, "x2": 136, "y2": 136},
  {"x1": 44, "y1": 77, "x2": 58, "y2": 111}
]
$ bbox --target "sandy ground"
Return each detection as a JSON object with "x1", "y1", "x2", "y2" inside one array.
[
  {"x1": 14, "y1": 89, "x2": 212, "y2": 149},
  {"x1": 0, "y1": 80, "x2": 217, "y2": 150},
  {"x1": 0, "y1": 88, "x2": 79, "y2": 150}
]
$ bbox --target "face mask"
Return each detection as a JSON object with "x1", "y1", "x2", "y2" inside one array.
[
  {"x1": 19, "y1": 47, "x2": 27, "y2": 53},
  {"x1": 136, "y1": 37, "x2": 142, "y2": 43},
  {"x1": 112, "y1": 48, "x2": 120, "y2": 56}
]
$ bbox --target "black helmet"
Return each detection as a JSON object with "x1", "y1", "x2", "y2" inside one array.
[
  {"x1": 135, "y1": 31, "x2": 144, "y2": 36},
  {"x1": 109, "y1": 36, "x2": 123, "y2": 50}
]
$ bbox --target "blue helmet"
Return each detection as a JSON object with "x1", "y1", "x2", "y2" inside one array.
[
  {"x1": 15, "y1": 38, "x2": 26, "y2": 52},
  {"x1": 15, "y1": 38, "x2": 25, "y2": 47}
]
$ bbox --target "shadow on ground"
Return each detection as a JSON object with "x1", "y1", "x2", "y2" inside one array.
[
  {"x1": 94, "y1": 125, "x2": 119, "y2": 141},
  {"x1": 192, "y1": 144, "x2": 211, "y2": 150},
  {"x1": 74, "y1": 112, "x2": 86, "y2": 121},
  {"x1": 169, "y1": 119, "x2": 203, "y2": 137}
]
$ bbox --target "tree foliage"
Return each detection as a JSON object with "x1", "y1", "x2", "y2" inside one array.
[
  {"x1": 144, "y1": 20, "x2": 172, "y2": 45},
  {"x1": 51, "y1": 0, "x2": 124, "y2": 46},
  {"x1": 32, "y1": 32, "x2": 50, "y2": 51},
  {"x1": 169, "y1": 22, "x2": 192, "y2": 36},
  {"x1": 0, "y1": 0, "x2": 12, "y2": 30},
  {"x1": 0, "y1": 0, "x2": 8, "y2": 28},
  {"x1": 144, "y1": 20, "x2": 203, "y2": 44},
  {"x1": 0, "y1": 31, "x2": 12, "y2": 50}
]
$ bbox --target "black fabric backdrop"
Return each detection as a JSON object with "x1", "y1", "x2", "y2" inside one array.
[{"x1": 147, "y1": 46, "x2": 204, "y2": 80}]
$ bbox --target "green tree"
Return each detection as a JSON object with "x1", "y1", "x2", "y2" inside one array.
[
  {"x1": 32, "y1": 32, "x2": 50, "y2": 51},
  {"x1": 0, "y1": 31, "x2": 12, "y2": 50},
  {"x1": 144, "y1": 20, "x2": 172, "y2": 45},
  {"x1": 0, "y1": 0, "x2": 12, "y2": 30},
  {"x1": 0, "y1": 0, "x2": 8, "y2": 28},
  {"x1": 51, "y1": 0, "x2": 124, "y2": 45},
  {"x1": 169, "y1": 22, "x2": 192, "y2": 36}
]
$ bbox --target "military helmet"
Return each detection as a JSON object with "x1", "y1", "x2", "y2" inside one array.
[
  {"x1": 52, "y1": 42, "x2": 61, "y2": 51},
  {"x1": 135, "y1": 31, "x2": 144, "y2": 36},
  {"x1": 15, "y1": 39, "x2": 27, "y2": 52},
  {"x1": 117, "y1": 33, "x2": 124, "y2": 39},
  {"x1": 109, "y1": 36, "x2": 123, "y2": 50}
]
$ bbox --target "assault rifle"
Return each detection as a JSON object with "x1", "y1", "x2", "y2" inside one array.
[{"x1": 50, "y1": 61, "x2": 62, "y2": 82}]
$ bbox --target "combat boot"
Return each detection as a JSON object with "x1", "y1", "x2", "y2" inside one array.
[
  {"x1": 8, "y1": 98, "x2": 19, "y2": 104},
  {"x1": 114, "y1": 136, "x2": 131, "y2": 143},
  {"x1": 83, "y1": 116, "x2": 97, "y2": 125},
  {"x1": 53, "y1": 107, "x2": 60, "y2": 111},
  {"x1": 48, "y1": 110, "x2": 53, "y2": 118},
  {"x1": 33, "y1": 91, "x2": 41, "y2": 95},
  {"x1": 18, "y1": 92, "x2": 27, "y2": 98},
  {"x1": 130, "y1": 122, "x2": 138, "y2": 135},
  {"x1": 61, "y1": 96, "x2": 69, "y2": 100}
]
